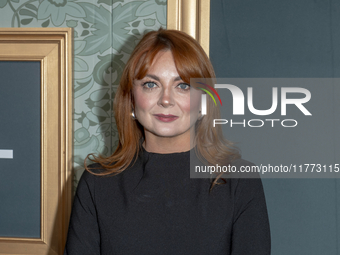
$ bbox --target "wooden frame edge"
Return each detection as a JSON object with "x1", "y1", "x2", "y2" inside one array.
[
  {"x1": 167, "y1": 0, "x2": 210, "y2": 56},
  {"x1": 0, "y1": 28, "x2": 73, "y2": 255}
]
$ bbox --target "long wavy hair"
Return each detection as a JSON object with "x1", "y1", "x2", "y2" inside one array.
[{"x1": 86, "y1": 28, "x2": 240, "y2": 190}]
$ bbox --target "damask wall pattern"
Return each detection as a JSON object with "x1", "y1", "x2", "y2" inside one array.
[{"x1": 0, "y1": 0, "x2": 167, "y2": 187}]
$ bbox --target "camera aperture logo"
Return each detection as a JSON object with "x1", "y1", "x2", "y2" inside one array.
[
  {"x1": 197, "y1": 82, "x2": 223, "y2": 109},
  {"x1": 198, "y1": 82, "x2": 312, "y2": 128}
]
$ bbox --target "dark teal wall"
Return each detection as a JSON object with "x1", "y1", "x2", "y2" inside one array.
[
  {"x1": 210, "y1": 1, "x2": 340, "y2": 254},
  {"x1": 210, "y1": 0, "x2": 340, "y2": 78}
]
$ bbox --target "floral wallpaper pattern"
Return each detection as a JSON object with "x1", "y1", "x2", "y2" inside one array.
[{"x1": 0, "y1": 0, "x2": 166, "y2": 187}]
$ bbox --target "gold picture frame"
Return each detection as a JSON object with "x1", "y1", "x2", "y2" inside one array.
[
  {"x1": 167, "y1": 0, "x2": 210, "y2": 56},
  {"x1": 0, "y1": 28, "x2": 72, "y2": 254}
]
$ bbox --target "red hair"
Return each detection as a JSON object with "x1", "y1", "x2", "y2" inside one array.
[{"x1": 86, "y1": 28, "x2": 240, "y2": 190}]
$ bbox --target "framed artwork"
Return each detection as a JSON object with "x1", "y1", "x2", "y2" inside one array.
[{"x1": 0, "y1": 28, "x2": 72, "y2": 254}]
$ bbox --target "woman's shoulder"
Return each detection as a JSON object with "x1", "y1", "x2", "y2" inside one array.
[
  {"x1": 77, "y1": 163, "x2": 105, "y2": 181},
  {"x1": 78, "y1": 160, "x2": 144, "y2": 189},
  {"x1": 76, "y1": 163, "x2": 120, "y2": 190},
  {"x1": 75, "y1": 164, "x2": 105, "y2": 191},
  {"x1": 85, "y1": 163, "x2": 107, "y2": 174}
]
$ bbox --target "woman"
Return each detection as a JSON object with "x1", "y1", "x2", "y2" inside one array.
[{"x1": 64, "y1": 28, "x2": 271, "y2": 254}]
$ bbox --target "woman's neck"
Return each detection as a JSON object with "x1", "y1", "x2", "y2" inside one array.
[{"x1": 143, "y1": 130, "x2": 195, "y2": 154}]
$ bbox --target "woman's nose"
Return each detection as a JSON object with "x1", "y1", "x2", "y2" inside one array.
[{"x1": 158, "y1": 88, "x2": 174, "y2": 107}]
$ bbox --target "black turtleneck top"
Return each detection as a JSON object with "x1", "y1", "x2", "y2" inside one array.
[{"x1": 64, "y1": 148, "x2": 270, "y2": 254}]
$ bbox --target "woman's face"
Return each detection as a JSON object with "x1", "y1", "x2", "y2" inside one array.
[{"x1": 132, "y1": 50, "x2": 202, "y2": 143}]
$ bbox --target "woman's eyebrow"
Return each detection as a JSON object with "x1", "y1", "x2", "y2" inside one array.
[
  {"x1": 145, "y1": 74, "x2": 160, "y2": 81},
  {"x1": 145, "y1": 74, "x2": 182, "y2": 82}
]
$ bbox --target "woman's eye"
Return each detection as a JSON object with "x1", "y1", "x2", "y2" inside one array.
[
  {"x1": 143, "y1": 82, "x2": 157, "y2": 89},
  {"x1": 177, "y1": 83, "x2": 190, "y2": 90}
]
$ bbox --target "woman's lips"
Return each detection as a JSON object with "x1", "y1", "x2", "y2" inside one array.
[{"x1": 153, "y1": 114, "x2": 179, "y2": 122}]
